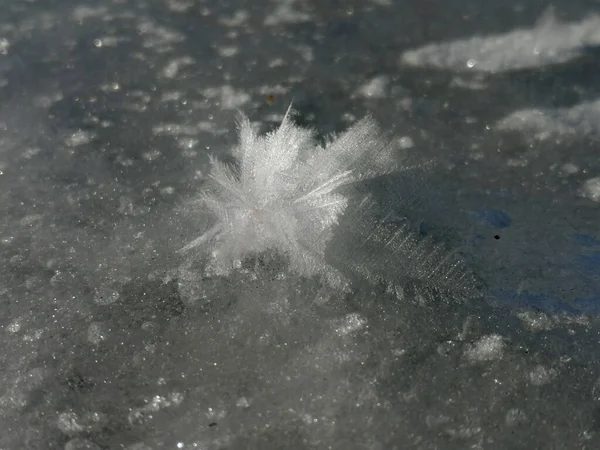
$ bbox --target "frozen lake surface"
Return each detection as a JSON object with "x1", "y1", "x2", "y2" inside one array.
[{"x1": 1, "y1": 1, "x2": 600, "y2": 448}]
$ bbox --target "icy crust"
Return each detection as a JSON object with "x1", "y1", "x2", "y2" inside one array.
[
  {"x1": 4, "y1": 260, "x2": 596, "y2": 449},
  {"x1": 495, "y1": 99, "x2": 600, "y2": 140},
  {"x1": 108, "y1": 271, "x2": 600, "y2": 449},
  {"x1": 180, "y1": 109, "x2": 478, "y2": 297},
  {"x1": 400, "y1": 9, "x2": 600, "y2": 73}
]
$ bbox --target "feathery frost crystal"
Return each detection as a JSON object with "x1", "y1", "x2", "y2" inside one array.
[
  {"x1": 181, "y1": 107, "x2": 396, "y2": 283},
  {"x1": 182, "y1": 107, "x2": 477, "y2": 296}
]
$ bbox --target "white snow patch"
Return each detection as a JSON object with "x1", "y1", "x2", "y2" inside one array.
[
  {"x1": 219, "y1": 10, "x2": 250, "y2": 27},
  {"x1": 142, "y1": 149, "x2": 162, "y2": 161},
  {"x1": 464, "y1": 334, "x2": 504, "y2": 362},
  {"x1": 496, "y1": 99, "x2": 600, "y2": 139},
  {"x1": 127, "y1": 393, "x2": 184, "y2": 426},
  {"x1": 449, "y1": 76, "x2": 488, "y2": 90},
  {"x1": 6, "y1": 318, "x2": 22, "y2": 333},
  {"x1": 528, "y1": 365, "x2": 555, "y2": 386},
  {"x1": 355, "y1": 75, "x2": 389, "y2": 99},
  {"x1": 334, "y1": 313, "x2": 367, "y2": 336},
  {"x1": 87, "y1": 322, "x2": 108, "y2": 344},
  {"x1": 400, "y1": 11, "x2": 600, "y2": 73},
  {"x1": 217, "y1": 46, "x2": 239, "y2": 57},
  {"x1": 201, "y1": 85, "x2": 250, "y2": 109},
  {"x1": 137, "y1": 19, "x2": 185, "y2": 51},
  {"x1": 265, "y1": 0, "x2": 311, "y2": 25},
  {"x1": 559, "y1": 162, "x2": 579, "y2": 176},
  {"x1": 99, "y1": 82, "x2": 121, "y2": 93},
  {"x1": 236, "y1": 397, "x2": 250, "y2": 408},
  {"x1": 397, "y1": 136, "x2": 414, "y2": 150},
  {"x1": 166, "y1": 0, "x2": 194, "y2": 13},
  {"x1": 517, "y1": 310, "x2": 554, "y2": 331},
  {"x1": 65, "y1": 130, "x2": 94, "y2": 147},
  {"x1": 161, "y1": 56, "x2": 195, "y2": 79},
  {"x1": 72, "y1": 6, "x2": 108, "y2": 22},
  {"x1": 93, "y1": 36, "x2": 128, "y2": 48},
  {"x1": 580, "y1": 177, "x2": 600, "y2": 202},
  {"x1": 0, "y1": 38, "x2": 9, "y2": 55},
  {"x1": 64, "y1": 438, "x2": 102, "y2": 450},
  {"x1": 57, "y1": 411, "x2": 106, "y2": 434}
]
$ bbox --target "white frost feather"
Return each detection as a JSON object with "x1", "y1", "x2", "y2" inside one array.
[{"x1": 181, "y1": 108, "x2": 396, "y2": 284}]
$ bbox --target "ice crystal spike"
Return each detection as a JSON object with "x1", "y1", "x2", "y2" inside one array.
[
  {"x1": 331, "y1": 195, "x2": 480, "y2": 298},
  {"x1": 180, "y1": 108, "x2": 397, "y2": 283}
]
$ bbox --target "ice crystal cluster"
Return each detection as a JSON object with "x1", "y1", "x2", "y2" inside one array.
[
  {"x1": 182, "y1": 107, "x2": 476, "y2": 295},
  {"x1": 181, "y1": 108, "x2": 395, "y2": 283}
]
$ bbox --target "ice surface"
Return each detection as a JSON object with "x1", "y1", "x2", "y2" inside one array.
[
  {"x1": 400, "y1": 9, "x2": 600, "y2": 73},
  {"x1": 1, "y1": 1, "x2": 600, "y2": 449}
]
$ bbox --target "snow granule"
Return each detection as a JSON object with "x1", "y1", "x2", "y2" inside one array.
[{"x1": 464, "y1": 334, "x2": 504, "y2": 362}]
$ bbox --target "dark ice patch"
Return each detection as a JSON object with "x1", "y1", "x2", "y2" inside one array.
[
  {"x1": 577, "y1": 251, "x2": 600, "y2": 272},
  {"x1": 570, "y1": 233, "x2": 600, "y2": 247},
  {"x1": 472, "y1": 209, "x2": 512, "y2": 228}
]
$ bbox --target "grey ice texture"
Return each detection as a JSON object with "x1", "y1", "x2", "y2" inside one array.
[{"x1": 1, "y1": 1, "x2": 600, "y2": 450}]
